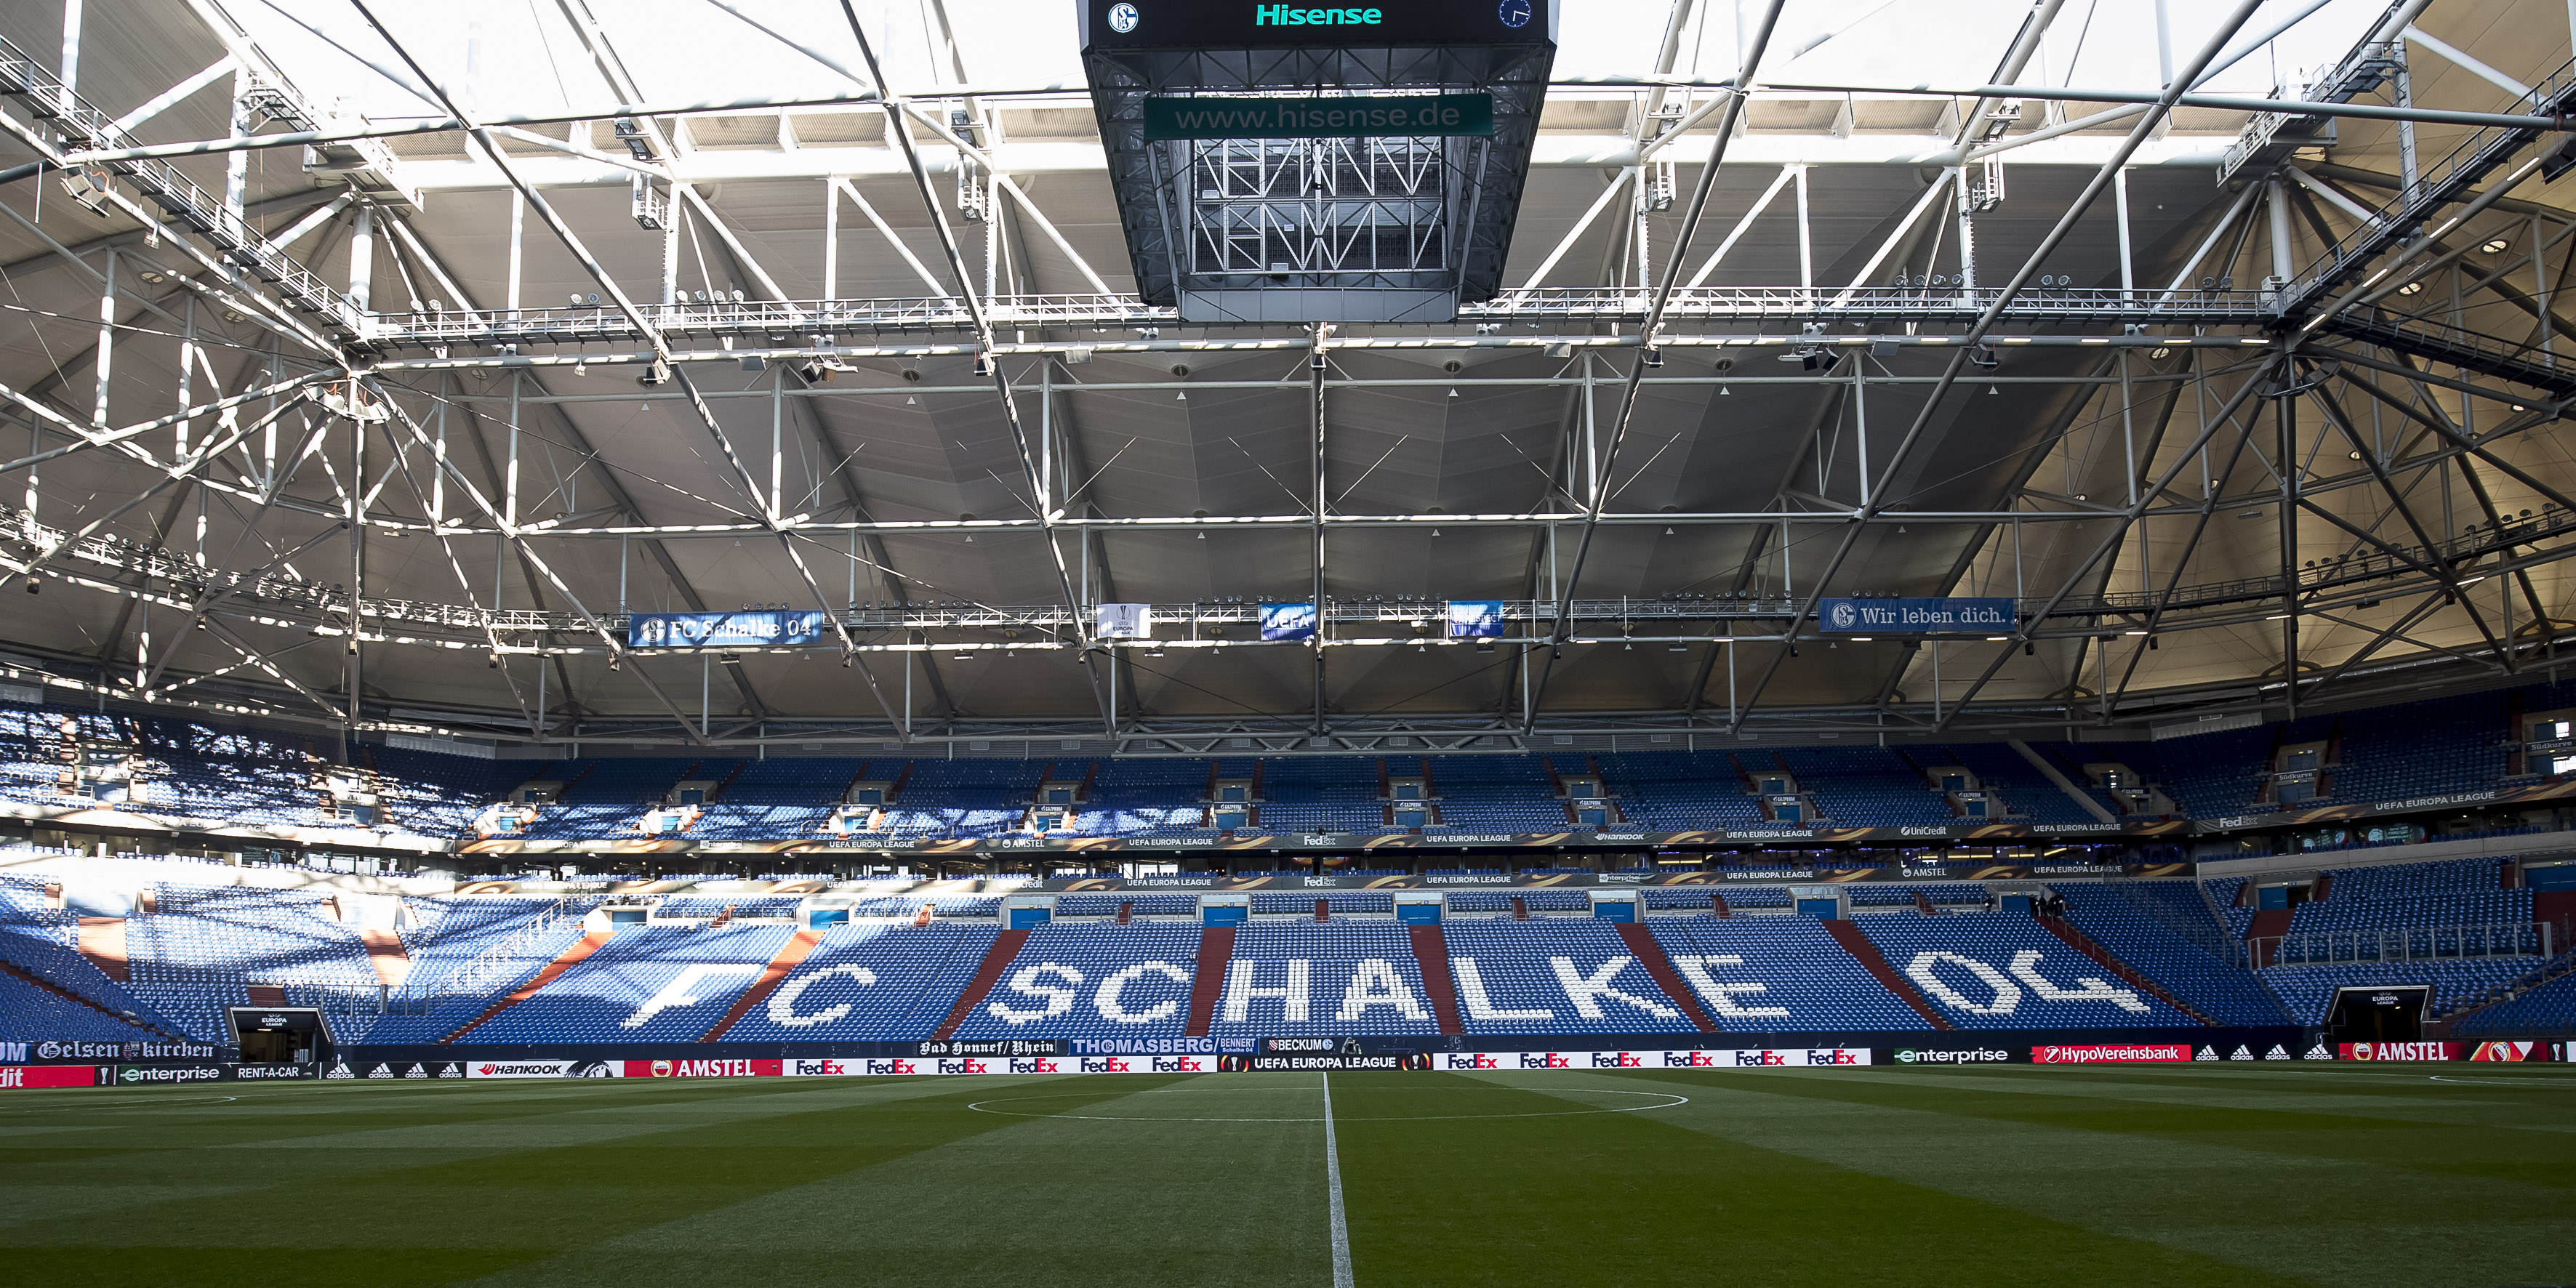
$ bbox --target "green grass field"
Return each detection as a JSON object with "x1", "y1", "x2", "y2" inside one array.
[{"x1": 1, "y1": 1065, "x2": 2570, "y2": 1287}]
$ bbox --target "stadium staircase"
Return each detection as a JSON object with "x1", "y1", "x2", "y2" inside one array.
[
  {"x1": 358, "y1": 928, "x2": 412, "y2": 988},
  {"x1": 1613, "y1": 922, "x2": 1717, "y2": 1032},
  {"x1": 1183, "y1": 927, "x2": 1235, "y2": 1038},
  {"x1": 74, "y1": 917, "x2": 129, "y2": 981},
  {"x1": 2244, "y1": 907, "x2": 2295, "y2": 966},
  {"x1": 440, "y1": 930, "x2": 613, "y2": 1043},
  {"x1": 1821, "y1": 920, "x2": 1952, "y2": 1029},
  {"x1": 931, "y1": 928, "x2": 1030, "y2": 1040},
  {"x1": 1406, "y1": 925, "x2": 1465, "y2": 1034},
  {"x1": 2034, "y1": 911, "x2": 2215, "y2": 1024},
  {"x1": 700, "y1": 930, "x2": 824, "y2": 1040},
  {"x1": 0, "y1": 959, "x2": 189, "y2": 1039}
]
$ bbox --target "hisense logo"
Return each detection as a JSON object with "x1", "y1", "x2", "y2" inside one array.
[{"x1": 1256, "y1": 4, "x2": 1384, "y2": 23}]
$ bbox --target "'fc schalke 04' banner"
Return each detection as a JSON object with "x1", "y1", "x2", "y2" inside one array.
[
  {"x1": 1816, "y1": 597, "x2": 2015, "y2": 635},
  {"x1": 1448, "y1": 600, "x2": 1506, "y2": 637},
  {"x1": 628, "y1": 611, "x2": 831, "y2": 650}
]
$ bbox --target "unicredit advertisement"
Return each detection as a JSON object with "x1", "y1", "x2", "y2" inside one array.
[{"x1": 0, "y1": 1064, "x2": 108, "y2": 1090}]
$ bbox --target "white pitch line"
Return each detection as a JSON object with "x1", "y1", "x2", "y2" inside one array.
[{"x1": 1322, "y1": 1071, "x2": 1354, "y2": 1288}]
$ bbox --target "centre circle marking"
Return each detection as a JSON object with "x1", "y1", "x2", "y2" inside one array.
[
  {"x1": 0, "y1": 1094, "x2": 240, "y2": 1114},
  {"x1": 968, "y1": 1086, "x2": 1688, "y2": 1123}
]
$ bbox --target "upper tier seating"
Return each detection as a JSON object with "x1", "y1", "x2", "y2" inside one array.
[
  {"x1": 1774, "y1": 747, "x2": 1955, "y2": 827},
  {"x1": 4, "y1": 677, "x2": 2574, "y2": 840},
  {"x1": 657, "y1": 895, "x2": 802, "y2": 919},
  {"x1": 1595, "y1": 752, "x2": 1766, "y2": 830},
  {"x1": 691, "y1": 757, "x2": 856, "y2": 840}
]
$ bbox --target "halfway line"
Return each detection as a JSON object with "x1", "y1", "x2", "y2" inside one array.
[{"x1": 1322, "y1": 1071, "x2": 1354, "y2": 1288}]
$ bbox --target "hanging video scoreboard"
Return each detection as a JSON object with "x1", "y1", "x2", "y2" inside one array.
[{"x1": 1084, "y1": 0, "x2": 1552, "y2": 48}]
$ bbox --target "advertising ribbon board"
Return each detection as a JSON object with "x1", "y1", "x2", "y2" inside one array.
[
  {"x1": 1142, "y1": 93, "x2": 1494, "y2": 140},
  {"x1": 622, "y1": 1059, "x2": 785, "y2": 1079},
  {"x1": 1432, "y1": 1049, "x2": 1871, "y2": 1071},
  {"x1": 0, "y1": 1064, "x2": 108, "y2": 1089},
  {"x1": 2338, "y1": 1042, "x2": 2463, "y2": 1061},
  {"x1": 2030, "y1": 1044, "x2": 2192, "y2": 1064}
]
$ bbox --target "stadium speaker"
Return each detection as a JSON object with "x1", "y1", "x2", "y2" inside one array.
[{"x1": 2541, "y1": 131, "x2": 2576, "y2": 184}]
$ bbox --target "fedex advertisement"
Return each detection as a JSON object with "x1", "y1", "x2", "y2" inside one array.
[{"x1": 1435, "y1": 1048, "x2": 1872, "y2": 1071}]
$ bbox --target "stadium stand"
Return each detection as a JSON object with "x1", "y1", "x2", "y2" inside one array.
[
  {"x1": 2053, "y1": 884, "x2": 2288, "y2": 1026},
  {"x1": 952, "y1": 923, "x2": 1203, "y2": 1041},
  {"x1": 1214, "y1": 923, "x2": 1443, "y2": 1039},
  {"x1": 1651, "y1": 917, "x2": 1936, "y2": 1031},
  {"x1": 7, "y1": 676, "x2": 2576, "y2": 844},
  {"x1": 1439, "y1": 920, "x2": 1701, "y2": 1035},
  {"x1": 463, "y1": 923, "x2": 795, "y2": 1042},
  {"x1": 718, "y1": 923, "x2": 1000, "y2": 1042},
  {"x1": 1855, "y1": 911, "x2": 2197, "y2": 1029}
]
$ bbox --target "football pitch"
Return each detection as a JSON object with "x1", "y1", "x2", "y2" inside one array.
[{"x1": 1, "y1": 1065, "x2": 2569, "y2": 1287}]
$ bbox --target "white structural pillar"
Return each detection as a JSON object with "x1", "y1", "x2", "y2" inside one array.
[{"x1": 58, "y1": 0, "x2": 81, "y2": 114}]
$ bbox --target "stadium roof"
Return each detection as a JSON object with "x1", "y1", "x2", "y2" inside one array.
[{"x1": 1, "y1": 0, "x2": 2572, "y2": 755}]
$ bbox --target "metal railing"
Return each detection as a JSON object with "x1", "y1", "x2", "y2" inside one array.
[
  {"x1": 2114, "y1": 880, "x2": 2250, "y2": 966},
  {"x1": 2322, "y1": 309, "x2": 2573, "y2": 395},
  {"x1": 23, "y1": 483, "x2": 2576, "y2": 651},
  {"x1": 0, "y1": 34, "x2": 364, "y2": 341},
  {"x1": 2255, "y1": 919, "x2": 2550, "y2": 966},
  {"x1": 377, "y1": 894, "x2": 590, "y2": 1017},
  {"x1": 2280, "y1": 52, "x2": 2576, "y2": 315},
  {"x1": 355, "y1": 285, "x2": 2275, "y2": 349}
]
